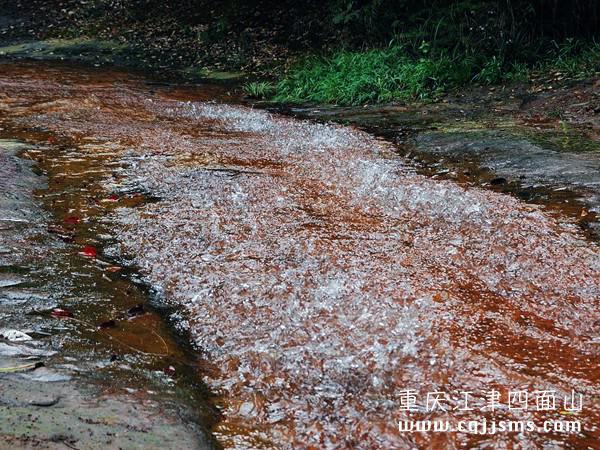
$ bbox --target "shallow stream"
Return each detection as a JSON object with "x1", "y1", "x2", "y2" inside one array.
[{"x1": 1, "y1": 61, "x2": 599, "y2": 449}]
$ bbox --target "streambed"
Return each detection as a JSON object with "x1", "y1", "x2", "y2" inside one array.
[{"x1": 0, "y1": 60, "x2": 599, "y2": 449}]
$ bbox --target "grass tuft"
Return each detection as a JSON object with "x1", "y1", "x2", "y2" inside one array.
[
  {"x1": 243, "y1": 81, "x2": 276, "y2": 99},
  {"x1": 273, "y1": 41, "x2": 600, "y2": 106}
]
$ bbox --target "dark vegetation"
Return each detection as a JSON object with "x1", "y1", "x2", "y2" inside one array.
[{"x1": 1, "y1": 1, "x2": 599, "y2": 104}]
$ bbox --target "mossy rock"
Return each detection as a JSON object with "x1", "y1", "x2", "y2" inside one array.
[
  {"x1": 0, "y1": 39, "x2": 129, "y2": 64},
  {"x1": 181, "y1": 66, "x2": 246, "y2": 81}
]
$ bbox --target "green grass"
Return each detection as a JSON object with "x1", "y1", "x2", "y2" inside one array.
[
  {"x1": 273, "y1": 41, "x2": 600, "y2": 106},
  {"x1": 275, "y1": 46, "x2": 503, "y2": 105},
  {"x1": 243, "y1": 81, "x2": 276, "y2": 99},
  {"x1": 538, "y1": 40, "x2": 600, "y2": 79}
]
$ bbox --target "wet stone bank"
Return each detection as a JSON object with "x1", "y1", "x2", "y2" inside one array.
[
  {"x1": 0, "y1": 61, "x2": 600, "y2": 449},
  {"x1": 0, "y1": 112, "x2": 216, "y2": 446}
]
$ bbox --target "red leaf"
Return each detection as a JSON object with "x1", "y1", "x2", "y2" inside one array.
[
  {"x1": 64, "y1": 216, "x2": 81, "y2": 225},
  {"x1": 107, "y1": 194, "x2": 119, "y2": 202},
  {"x1": 80, "y1": 245, "x2": 97, "y2": 258},
  {"x1": 47, "y1": 136, "x2": 56, "y2": 144},
  {"x1": 51, "y1": 308, "x2": 73, "y2": 318},
  {"x1": 163, "y1": 365, "x2": 176, "y2": 377}
]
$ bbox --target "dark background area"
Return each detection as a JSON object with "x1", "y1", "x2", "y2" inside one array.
[
  {"x1": 0, "y1": 1, "x2": 598, "y2": 103},
  {"x1": 2, "y1": 1, "x2": 598, "y2": 68}
]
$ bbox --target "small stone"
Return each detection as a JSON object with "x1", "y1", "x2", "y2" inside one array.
[
  {"x1": 28, "y1": 395, "x2": 60, "y2": 407},
  {"x1": 239, "y1": 401, "x2": 255, "y2": 417},
  {"x1": 0, "y1": 329, "x2": 33, "y2": 341}
]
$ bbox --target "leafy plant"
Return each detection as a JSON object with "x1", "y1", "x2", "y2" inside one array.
[
  {"x1": 274, "y1": 38, "x2": 600, "y2": 106},
  {"x1": 243, "y1": 81, "x2": 276, "y2": 99},
  {"x1": 276, "y1": 45, "x2": 483, "y2": 105},
  {"x1": 540, "y1": 40, "x2": 600, "y2": 79},
  {"x1": 472, "y1": 56, "x2": 504, "y2": 85}
]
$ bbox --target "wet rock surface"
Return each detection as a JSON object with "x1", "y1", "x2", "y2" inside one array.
[
  {"x1": 0, "y1": 61, "x2": 599, "y2": 449},
  {"x1": 413, "y1": 129, "x2": 600, "y2": 236},
  {"x1": 416, "y1": 130, "x2": 600, "y2": 191},
  {"x1": 0, "y1": 375, "x2": 202, "y2": 449},
  {"x1": 0, "y1": 130, "x2": 212, "y2": 446}
]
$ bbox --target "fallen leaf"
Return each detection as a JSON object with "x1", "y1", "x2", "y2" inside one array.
[
  {"x1": 51, "y1": 308, "x2": 73, "y2": 318},
  {"x1": 0, "y1": 361, "x2": 44, "y2": 373},
  {"x1": 64, "y1": 216, "x2": 81, "y2": 225},
  {"x1": 80, "y1": 245, "x2": 97, "y2": 258},
  {"x1": 163, "y1": 365, "x2": 176, "y2": 377}
]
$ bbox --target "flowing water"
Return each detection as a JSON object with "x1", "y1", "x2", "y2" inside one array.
[
  {"x1": 1, "y1": 61, "x2": 600, "y2": 449},
  {"x1": 280, "y1": 103, "x2": 600, "y2": 241}
]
